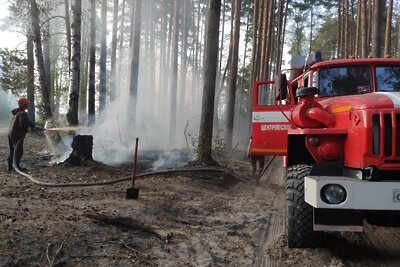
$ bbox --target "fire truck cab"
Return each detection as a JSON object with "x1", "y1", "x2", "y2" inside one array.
[{"x1": 249, "y1": 52, "x2": 400, "y2": 248}]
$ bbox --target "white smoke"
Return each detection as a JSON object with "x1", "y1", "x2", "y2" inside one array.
[
  {"x1": 152, "y1": 150, "x2": 195, "y2": 170},
  {"x1": 79, "y1": 46, "x2": 203, "y2": 167},
  {"x1": 0, "y1": 89, "x2": 17, "y2": 127}
]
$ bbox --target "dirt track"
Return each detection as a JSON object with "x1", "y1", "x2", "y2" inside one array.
[{"x1": 1, "y1": 129, "x2": 400, "y2": 266}]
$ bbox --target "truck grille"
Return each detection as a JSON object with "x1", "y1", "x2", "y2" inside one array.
[{"x1": 372, "y1": 113, "x2": 400, "y2": 157}]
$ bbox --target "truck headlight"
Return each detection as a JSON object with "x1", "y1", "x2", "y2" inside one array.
[{"x1": 320, "y1": 184, "x2": 346, "y2": 204}]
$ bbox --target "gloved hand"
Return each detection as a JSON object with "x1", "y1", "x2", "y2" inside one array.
[{"x1": 30, "y1": 126, "x2": 45, "y2": 132}]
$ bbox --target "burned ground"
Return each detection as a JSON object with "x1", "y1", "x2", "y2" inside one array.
[{"x1": 1, "y1": 129, "x2": 400, "y2": 266}]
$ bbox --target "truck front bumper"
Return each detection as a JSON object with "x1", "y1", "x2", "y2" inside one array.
[{"x1": 305, "y1": 176, "x2": 400, "y2": 210}]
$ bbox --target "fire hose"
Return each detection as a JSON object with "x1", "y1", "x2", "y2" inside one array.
[{"x1": 12, "y1": 138, "x2": 240, "y2": 188}]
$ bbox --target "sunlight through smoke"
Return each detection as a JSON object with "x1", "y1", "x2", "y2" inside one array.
[{"x1": 0, "y1": 89, "x2": 17, "y2": 126}]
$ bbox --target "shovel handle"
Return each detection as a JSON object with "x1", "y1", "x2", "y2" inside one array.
[{"x1": 132, "y1": 138, "x2": 139, "y2": 187}]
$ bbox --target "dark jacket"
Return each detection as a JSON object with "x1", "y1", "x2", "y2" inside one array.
[{"x1": 8, "y1": 108, "x2": 35, "y2": 141}]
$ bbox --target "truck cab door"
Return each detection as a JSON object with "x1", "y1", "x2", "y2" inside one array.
[{"x1": 250, "y1": 77, "x2": 295, "y2": 156}]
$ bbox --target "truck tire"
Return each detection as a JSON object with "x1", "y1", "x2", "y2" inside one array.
[{"x1": 286, "y1": 164, "x2": 319, "y2": 248}]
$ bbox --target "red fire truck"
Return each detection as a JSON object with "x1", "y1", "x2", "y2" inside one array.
[{"x1": 249, "y1": 52, "x2": 400, "y2": 248}]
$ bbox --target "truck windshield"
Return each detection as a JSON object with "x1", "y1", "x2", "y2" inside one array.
[
  {"x1": 318, "y1": 66, "x2": 371, "y2": 96},
  {"x1": 376, "y1": 66, "x2": 400, "y2": 92}
]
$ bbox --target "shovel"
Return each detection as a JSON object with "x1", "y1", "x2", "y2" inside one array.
[{"x1": 126, "y1": 138, "x2": 139, "y2": 199}]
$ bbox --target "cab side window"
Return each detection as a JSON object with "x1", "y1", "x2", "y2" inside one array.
[{"x1": 258, "y1": 84, "x2": 274, "y2": 105}]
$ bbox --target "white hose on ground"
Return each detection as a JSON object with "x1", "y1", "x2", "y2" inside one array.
[{"x1": 12, "y1": 139, "x2": 236, "y2": 188}]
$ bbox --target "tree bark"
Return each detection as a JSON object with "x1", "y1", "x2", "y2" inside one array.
[
  {"x1": 99, "y1": 0, "x2": 107, "y2": 112},
  {"x1": 43, "y1": 23, "x2": 51, "y2": 93},
  {"x1": 264, "y1": 0, "x2": 274, "y2": 79},
  {"x1": 371, "y1": 0, "x2": 381, "y2": 57},
  {"x1": 88, "y1": 0, "x2": 96, "y2": 125},
  {"x1": 169, "y1": 0, "x2": 179, "y2": 144},
  {"x1": 27, "y1": 31, "x2": 35, "y2": 123},
  {"x1": 30, "y1": 0, "x2": 52, "y2": 120},
  {"x1": 110, "y1": 0, "x2": 119, "y2": 102},
  {"x1": 384, "y1": 0, "x2": 393, "y2": 57},
  {"x1": 117, "y1": 0, "x2": 126, "y2": 93},
  {"x1": 343, "y1": 0, "x2": 348, "y2": 58},
  {"x1": 158, "y1": 0, "x2": 167, "y2": 116},
  {"x1": 224, "y1": 0, "x2": 240, "y2": 150},
  {"x1": 65, "y1": 0, "x2": 71, "y2": 72},
  {"x1": 66, "y1": 0, "x2": 82, "y2": 126},
  {"x1": 197, "y1": 0, "x2": 221, "y2": 163},
  {"x1": 129, "y1": 0, "x2": 142, "y2": 127},
  {"x1": 251, "y1": 0, "x2": 260, "y2": 83},
  {"x1": 179, "y1": 0, "x2": 189, "y2": 123},
  {"x1": 397, "y1": 18, "x2": 400, "y2": 57},
  {"x1": 361, "y1": 0, "x2": 368, "y2": 57}
]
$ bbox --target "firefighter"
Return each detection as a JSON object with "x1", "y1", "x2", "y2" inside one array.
[{"x1": 7, "y1": 97, "x2": 36, "y2": 172}]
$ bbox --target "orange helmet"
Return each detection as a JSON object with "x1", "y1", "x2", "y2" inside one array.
[{"x1": 18, "y1": 97, "x2": 29, "y2": 108}]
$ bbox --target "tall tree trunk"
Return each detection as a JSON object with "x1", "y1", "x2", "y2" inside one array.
[
  {"x1": 343, "y1": 0, "x2": 349, "y2": 58},
  {"x1": 218, "y1": 0, "x2": 226, "y2": 86},
  {"x1": 27, "y1": 32, "x2": 35, "y2": 123},
  {"x1": 65, "y1": 0, "x2": 71, "y2": 72},
  {"x1": 169, "y1": 0, "x2": 179, "y2": 144},
  {"x1": 66, "y1": 0, "x2": 82, "y2": 126},
  {"x1": 224, "y1": 0, "x2": 240, "y2": 150},
  {"x1": 88, "y1": 0, "x2": 96, "y2": 125},
  {"x1": 384, "y1": 0, "x2": 393, "y2": 57},
  {"x1": 371, "y1": 0, "x2": 381, "y2": 57},
  {"x1": 367, "y1": 0, "x2": 372, "y2": 54},
  {"x1": 179, "y1": 0, "x2": 189, "y2": 122},
  {"x1": 191, "y1": 0, "x2": 202, "y2": 107},
  {"x1": 110, "y1": 0, "x2": 119, "y2": 102},
  {"x1": 251, "y1": 0, "x2": 260, "y2": 83},
  {"x1": 197, "y1": 0, "x2": 221, "y2": 163},
  {"x1": 355, "y1": 0, "x2": 361, "y2": 57},
  {"x1": 129, "y1": 0, "x2": 142, "y2": 127},
  {"x1": 337, "y1": 1, "x2": 342, "y2": 58},
  {"x1": 361, "y1": 0, "x2": 368, "y2": 57},
  {"x1": 397, "y1": 18, "x2": 400, "y2": 57},
  {"x1": 158, "y1": 0, "x2": 167, "y2": 116},
  {"x1": 43, "y1": 23, "x2": 51, "y2": 92},
  {"x1": 275, "y1": 0, "x2": 286, "y2": 75},
  {"x1": 30, "y1": 0, "x2": 52, "y2": 120},
  {"x1": 79, "y1": 29, "x2": 89, "y2": 125},
  {"x1": 343, "y1": 0, "x2": 350, "y2": 58},
  {"x1": 259, "y1": 0, "x2": 268, "y2": 80},
  {"x1": 148, "y1": 0, "x2": 156, "y2": 121},
  {"x1": 264, "y1": 0, "x2": 274, "y2": 80},
  {"x1": 117, "y1": 0, "x2": 126, "y2": 92},
  {"x1": 99, "y1": 0, "x2": 107, "y2": 111},
  {"x1": 237, "y1": 2, "x2": 251, "y2": 139}
]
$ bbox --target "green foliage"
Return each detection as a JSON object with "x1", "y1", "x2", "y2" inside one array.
[
  {"x1": 311, "y1": 17, "x2": 338, "y2": 59},
  {"x1": 190, "y1": 132, "x2": 225, "y2": 159},
  {"x1": 292, "y1": 0, "x2": 334, "y2": 11},
  {"x1": 237, "y1": 62, "x2": 252, "y2": 117},
  {"x1": 0, "y1": 48, "x2": 27, "y2": 96},
  {"x1": 288, "y1": 13, "x2": 308, "y2": 56},
  {"x1": 184, "y1": 120, "x2": 225, "y2": 158}
]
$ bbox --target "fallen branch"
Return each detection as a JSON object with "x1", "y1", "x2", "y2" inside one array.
[
  {"x1": 46, "y1": 238, "x2": 65, "y2": 267},
  {"x1": 83, "y1": 213, "x2": 171, "y2": 243},
  {"x1": 121, "y1": 243, "x2": 147, "y2": 259}
]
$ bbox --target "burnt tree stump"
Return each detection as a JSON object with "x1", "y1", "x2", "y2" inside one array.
[{"x1": 65, "y1": 135, "x2": 93, "y2": 165}]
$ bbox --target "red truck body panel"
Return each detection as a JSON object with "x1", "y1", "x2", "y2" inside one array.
[{"x1": 249, "y1": 57, "x2": 400, "y2": 170}]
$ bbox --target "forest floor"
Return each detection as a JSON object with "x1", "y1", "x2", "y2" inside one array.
[{"x1": 1, "y1": 127, "x2": 400, "y2": 266}]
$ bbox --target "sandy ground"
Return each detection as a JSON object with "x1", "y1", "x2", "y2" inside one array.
[{"x1": 1, "y1": 129, "x2": 400, "y2": 266}]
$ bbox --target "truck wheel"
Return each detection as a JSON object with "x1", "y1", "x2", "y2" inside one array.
[{"x1": 285, "y1": 164, "x2": 319, "y2": 248}]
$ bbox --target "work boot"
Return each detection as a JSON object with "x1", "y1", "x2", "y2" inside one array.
[{"x1": 17, "y1": 166, "x2": 28, "y2": 172}]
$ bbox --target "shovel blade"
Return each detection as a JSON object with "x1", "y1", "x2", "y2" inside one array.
[{"x1": 126, "y1": 187, "x2": 139, "y2": 199}]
